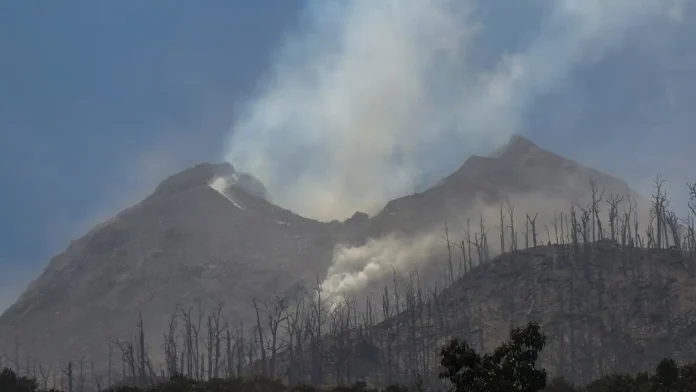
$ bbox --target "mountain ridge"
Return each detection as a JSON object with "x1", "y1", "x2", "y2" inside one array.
[
  {"x1": 365, "y1": 135, "x2": 640, "y2": 240},
  {"x1": 0, "y1": 134, "x2": 650, "y2": 373}
]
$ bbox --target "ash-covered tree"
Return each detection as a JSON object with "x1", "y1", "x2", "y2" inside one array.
[{"x1": 439, "y1": 322, "x2": 547, "y2": 392}]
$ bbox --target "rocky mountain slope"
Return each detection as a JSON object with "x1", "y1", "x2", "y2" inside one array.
[
  {"x1": 364, "y1": 135, "x2": 640, "y2": 239},
  {"x1": 240, "y1": 243, "x2": 696, "y2": 389},
  {"x1": 0, "y1": 135, "x2": 648, "y2": 372},
  {"x1": 367, "y1": 242, "x2": 696, "y2": 386},
  {"x1": 0, "y1": 163, "x2": 347, "y2": 366}
]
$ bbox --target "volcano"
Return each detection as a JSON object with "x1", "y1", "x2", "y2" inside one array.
[{"x1": 0, "y1": 135, "x2": 647, "y2": 374}]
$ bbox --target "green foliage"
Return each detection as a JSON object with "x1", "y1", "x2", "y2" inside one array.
[
  {"x1": 439, "y1": 322, "x2": 547, "y2": 392},
  {"x1": 0, "y1": 368, "x2": 45, "y2": 392},
  {"x1": 544, "y1": 360, "x2": 696, "y2": 392},
  {"x1": 654, "y1": 358, "x2": 680, "y2": 390}
]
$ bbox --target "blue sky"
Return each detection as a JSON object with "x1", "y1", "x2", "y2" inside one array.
[
  {"x1": 0, "y1": 0, "x2": 304, "y2": 306},
  {"x1": 1, "y1": 1, "x2": 695, "y2": 311}
]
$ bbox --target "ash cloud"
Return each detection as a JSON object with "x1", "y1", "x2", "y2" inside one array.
[{"x1": 225, "y1": 0, "x2": 678, "y2": 222}]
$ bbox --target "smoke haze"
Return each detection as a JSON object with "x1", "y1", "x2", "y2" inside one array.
[
  {"x1": 323, "y1": 233, "x2": 441, "y2": 301},
  {"x1": 225, "y1": 0, "x2": 679, "y2": 222},
  {"x1": 320, "y1": 188, "x2": 653, "y2": 302}
]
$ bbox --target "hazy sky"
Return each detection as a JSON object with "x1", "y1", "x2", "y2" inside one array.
[{"x1": 1, "y1": 0, "x2": 695, "y2": 312}]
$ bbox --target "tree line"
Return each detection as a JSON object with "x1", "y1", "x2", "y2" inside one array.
[{"x1": 3, "y1": 322, "x2": 696, "y2": 391}]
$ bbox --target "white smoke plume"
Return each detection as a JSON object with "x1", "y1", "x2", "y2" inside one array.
[
  {"x1": 208, "y1": 176, "x2": 245, "y2": 210},
  {"x1": 225, "y1": 0, "x2": 677, "y2": 222},
  {"x1": 319, "y1": 188, "x2": 654, "y2": 302},
  {"x1": 322, "y1": 233, "x2": 441, "y2": 302}
]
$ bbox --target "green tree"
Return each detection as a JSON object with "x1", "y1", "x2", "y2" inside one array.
[
  {"x1": 653, "y1": 358, "x2": 680, "y2": 391},
  {"x1": 439, "y1": 322, "x2": 547, "y2": 392},
  {"x1": 0, "y1": 368, "x2": 39, "y2": 392},
  {"x1": 676, "y1": 362, "x2": 696, "y2": 391}
]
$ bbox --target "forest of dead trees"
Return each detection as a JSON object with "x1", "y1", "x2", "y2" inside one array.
[{"x1": 2, "y1": 177, "x2": 696, "y2": 392}]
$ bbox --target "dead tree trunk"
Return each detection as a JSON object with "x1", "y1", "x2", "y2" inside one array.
[
  {"x1": 265, "y1": 294, "x2": 289, "y2": 379},
  {"x1": 527, "y1": 213, "x2": 538, "y2": 248},
  {"x1": 62, "y1": 361, "x2": 74, "y2": 392},
  {"x1": 606, "y1": 194, "x2": 624, "y2": 242},
  {"x1": 138, "y1": 313, "x2": 147, "y2": 386},
  {"x1": 500, "y1": 202, "x2": 506, "y2": 254},
  {"x1": 652, "y1": 175, "x2": 667, "y2": 249},
  {"x1": 444, "y1": 221, "x2": 454, "y2": 286},
  {"x1": 590, "y1": 180, "x2": 605, "y2": 242},
  {"x1": 507, "y1": 201, "x2": 517, "y2": 251},
  {"x1": 253, "y1": 297, "x2": 268, "y2": 377}
]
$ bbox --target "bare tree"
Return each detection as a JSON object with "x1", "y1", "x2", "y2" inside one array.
[
  {"x1": 526, "y1": 213, "x2": 539, "y2": 248},
  {"x1": 664, "y1": 209, "x2": 682, "y2": 249},
  {"x1": 235, "y1": 322, "x2": 246, "y2": 377},
  {"x1": 652, "y1": 175, "x2": 668, "y2": 249},
  {"x1": 264, "y1": 295, "x2": 290, "y2": 379},
  {"x1": 62, "y1": 360, "x2": 74, "y2": 392},
  {"x1": 590, "y1": 180, "x2": 606, "y2": 242},
  {"x1": 179, "y1": 307, "x2": 192, "y2": 377},
  {"x1": 499, "y1": 202, "x2": 506, "y2": 254},
  {"x1": 38, "y1": 364, "x2": 50, "y2": 390},
  {"x1": 192, "y1": 302, "x2": 205, "y2": 380},
  {"x1": 507, "y1": 201, "x2": 517, "y2": 252},
  {"x1": 107, "y1": 340, "x2": 114, "y2": 388},
  {"x1": 452, "y1": 239, "x2": 468, "y2": 277},
  {"x1": 478, "y1": 213, "x2": 490, "y2": 262},
  {"x1": 573, "y1": 201, "x2": 591, "y2": 245},
  {"x1": 204, "y1": 300, "x2": 224, "y2": 380},
  {"x1": 222, "y1": 322, "x2": 232, "y2": 378},
  {"x1": 606, "y1": 194, "x2": 624, "y2": 242},
  {"x1": 552, "y1": 212, "x2": 561, "y2": 244},
  {"x1": 443, "y1": 221, "x2": 454, "y2": 286},
  {"x1": 282, "y1": 293, "x2": 306, "y2": 385},
  {"x1": 306, "y1": 276, "x2": 327, "y2": 386},
  {"x1": 112, "y1": 336, "x2": 137, "y2": 385},
  {"x1": 13, "y1": 341, "x2": 20, "y2": 375},
  {"x1": 687, "y1": 183, "x2": 696, "y2": 254},
  {"x1": 252, "y1": 297, "x2": 268, "y2": 377},
  {"x1": 163, "y1": 309, "x2": 179, "y2": 378},
  {"x1": 137, "y1": 313, "x2": 148, "y2": 386}
]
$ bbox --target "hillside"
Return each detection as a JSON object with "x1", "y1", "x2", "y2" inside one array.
[
  {"x1": 368, "y1": 243, "x2": 696, "y2": 385},
  {"x1": 0, "y1": 163, "x2": 347, "y2": 367},
  {"x1": 271, "y1": 243, "x2": 696, "y2": 388},
  {"x1": 0, "y1": 135, "x2": 654, "y2": 379}
]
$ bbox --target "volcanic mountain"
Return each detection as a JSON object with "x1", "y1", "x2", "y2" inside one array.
[
  {"x1": 0, "y1": 135, "x2": 646, "y2": 371},
  {"x1": 363, "y1": 135, "x2": 640, "y2": 239}
]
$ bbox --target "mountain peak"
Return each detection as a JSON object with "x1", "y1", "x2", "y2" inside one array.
[
  {"x1": 491, "y1": 134, "x2": 541, "y2": 159},
  {"x1": 153, "y1": 162, "x2": 235, "y2": 195},
  {"x1": 152, "y1": 162, "x2": 272, "y2": 202}
]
